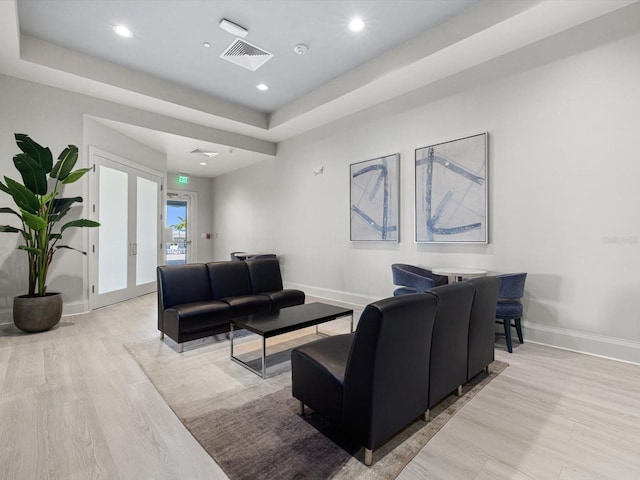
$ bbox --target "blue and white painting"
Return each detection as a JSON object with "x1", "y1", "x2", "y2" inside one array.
[
  {"x1": 350, "y1": 154, "x2": 399, "y2": 242},
  {"x1": 415, "y1": 133, "x2": 487, "y2": 243}
]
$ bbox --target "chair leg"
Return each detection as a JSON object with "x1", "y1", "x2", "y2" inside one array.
[
  {"x1": 456, "y1": 385, "x2": 463, "y2": 396},
  {"x1": 298, "y1": 401, "x2": 305, "y2": 416},
  {"x1": 422, "y1": 409, "x2": 430, "y2": 422},
  {"x1": 515, "y1": 318, "x2": 524, "y2": 344},
  {"x1": 178, "y1": 343, "x2": 184, "y2": 353},
  {"x1": 160, "y1": 332, "x2": 164, "y2": 340},
  {"x1": 364, "y1": 448, "x2": 373, "y2": 466},
  {"x1": 503, "y1": 319, "x2": 513, "y2": 353}
]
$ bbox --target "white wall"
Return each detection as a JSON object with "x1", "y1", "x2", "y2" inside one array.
[
  {"x1": 212, "y1": 30, "x2": 640, "y2": 363},
  {"x1": 0, "y1": 75, "x2": 169, "y2": 321}
]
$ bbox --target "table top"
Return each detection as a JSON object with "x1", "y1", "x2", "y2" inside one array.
[
  {"x1": 431, "y1": 267, "x2": 488, "y2": 278},
  {"x1": 231, "y1": 302, "x2": 353, "y2": 338}
]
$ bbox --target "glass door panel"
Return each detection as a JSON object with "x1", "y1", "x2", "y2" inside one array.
[
  {"x1": 98, "y1": 165, "x2": 128, "y2": 294},
  {"x1": 166, "y1": 199, "x2": 187, "y2": 265},
  {"x1": 136, "y1": 176, "x2": 159, "y2": 285}
]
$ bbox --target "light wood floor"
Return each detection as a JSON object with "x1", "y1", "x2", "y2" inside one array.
[{"x1": 1, "y1": 293, "x2": 639, "y2": 479}]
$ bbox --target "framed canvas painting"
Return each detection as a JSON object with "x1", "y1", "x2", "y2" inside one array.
[
  {"x1": 350, "y1": 153, "x2": 399, "y2": 242},
  {"x1": 415, "y1": 133, "x2": 488, "y2": 243}
]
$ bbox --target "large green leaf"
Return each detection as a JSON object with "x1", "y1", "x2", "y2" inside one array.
[
  {"x1": 20, "y1": 209, "x2": 47, "y2": 231},
  {"x1": 50, "y1": 145, "x2": 78, "y2": 180},
  {"x1": 0, "y1": 225, "x2": 21, "y2": 233},
  {"x1": 0, "y1": 179, "x2": 9, "y2": 195},
  {"x1": 51, "y1": 197, "x2": 82, "y2": 214},
  {"x1": 61, "y1": 168, "x2": 91, "y2": 184},
  {"x1": 60, "y1": 219, "x2": 100, "y2": 232},
  {"x1": 56, "y1": 245, "x2": 87, "y2": 255},
  {"x1": 13, "y1": 153, "x2": 48, "y2": 195},
  {"x1": 15, "y1": 133, "x2": 53, "y2": 173},
  {"x1": 18, "y1": 245, "x2": 41, "y2": 255},
  {"x1": 0, "y1": 206, "x2": 21, "y2": 217},
  {"x1": 4, "y1": 177, "x2": 40, "y2": 214}
]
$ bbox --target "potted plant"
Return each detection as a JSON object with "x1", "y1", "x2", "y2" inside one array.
[{"x1": 0, "y1": 133, "x2": 99, "y2": 332}]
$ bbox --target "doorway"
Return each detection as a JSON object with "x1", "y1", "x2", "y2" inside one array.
[
  {"x1": 89, "y1": 147, "x2": 163, "y2": 310},
  {"x1": 165, "y1": 191, "x2": 197, "y2": 265}
]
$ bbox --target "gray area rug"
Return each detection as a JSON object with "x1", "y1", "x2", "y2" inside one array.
[{"x1": 126, "y1": 331, "x2": 507, "y2": 480}]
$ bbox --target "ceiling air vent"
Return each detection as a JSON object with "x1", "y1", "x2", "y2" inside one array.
[{"x1": 220, "y1": 38, "x2": 273, "y2": 72}]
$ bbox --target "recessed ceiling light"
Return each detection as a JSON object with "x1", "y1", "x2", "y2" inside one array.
[
  {"x1": 293, "y1": 44, "x2": 308, "y2": 55},
  {"x1": 256, "y1": 83, "x2": 269, "y2": 91},
  {"x1": 199, "y1": 162, "x2": 207, "y2": 166},
  {"x1": 113, "y1": 25, "x2": 133, "y2": 38},
  {"x1": 203, "y1": 42, "x2": 211, "y2": 48},
  {"x1": 348, "y1": 18, "x2": 366, "y2": 32}
]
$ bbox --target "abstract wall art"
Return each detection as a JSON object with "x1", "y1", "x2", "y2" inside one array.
[
  {"x1": 350, "y1": 153, "x2": 399, "y2": 242},
  {"x1": 415, "y1": 133, "x2": 488, "y2": 243}
]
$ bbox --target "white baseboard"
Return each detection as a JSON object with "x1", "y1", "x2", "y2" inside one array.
[
  {"x1": 523, "y1": 321, "x2": 640, "y2": 366},
  {"x1": 288, "y1": 283, "x2": 640, "y2": 366},
  {"x1": 285, "y1": 282, "x2": 372, "y2": 311},
  {"x1": 0, "y1": 308, "x2": 11, "y2": 326}
]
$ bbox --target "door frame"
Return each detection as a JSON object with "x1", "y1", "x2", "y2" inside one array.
[
  {"x1": 165, "y1": 189, "x2": 198, "y2": 265},
  {"x1": 88, "y1": 146, "x2": 164, "y2": 310}
]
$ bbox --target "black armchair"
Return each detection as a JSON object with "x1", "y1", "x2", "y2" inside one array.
[
  {"x1": 467, "y1": 276, "x2": 500, "y2": 381},
  {"x1": 427, "y1": 282, "x2": 475, "y2": 409},
  {"x1": 391, "y1": 263, "x2": 448, "y2": 296},
  {"x1": 291, "y1": 293, "x2": 438, "y2": 466}
]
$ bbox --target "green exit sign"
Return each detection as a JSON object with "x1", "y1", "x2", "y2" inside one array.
[{"x1": 177, "y1": 175, "x2": 189, "y2": 185}]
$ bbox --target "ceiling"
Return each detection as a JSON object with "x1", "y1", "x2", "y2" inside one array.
[
  {"x1": 1, "y1": 0, "x2": 638, "y2": 177},
  {"x1": 17, "y1": 0, "x2": 478, "y2": 113}
]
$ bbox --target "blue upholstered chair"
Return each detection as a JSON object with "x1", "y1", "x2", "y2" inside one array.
[
  {"x1": 495, "y1": 273, "x2": 527, "y2": 353},
  {"x1": 391, "y1": 263, "x2": 448, "y2": 296}
]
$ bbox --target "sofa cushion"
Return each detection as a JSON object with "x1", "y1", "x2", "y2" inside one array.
[
  {"x1": 162, "y1": 300, "x2": 230, "y2": 342},
  {"x1": 246, "y1": 259, "x2": 284, "y2": 293},
  {"x1": 220, "y1": 295, "x2": 272, "y2": 317},
  {"x1": 207, "y1": 261, "x2": 253, "y2": 299},
  {"x1": 157, "y1": 264, "x2": 211, "y2": 308},
  {"x1": 263, "y1": 289, "x2": 306, "y2": 310}
]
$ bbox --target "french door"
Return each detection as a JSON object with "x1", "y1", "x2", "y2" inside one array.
[{"x1": 89, "y1": 148, "x2": 163, "y2": 309}]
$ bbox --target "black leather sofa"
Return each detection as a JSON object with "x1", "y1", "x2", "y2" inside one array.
[
  {"x1": 157, "y1": 259, "x2": 305, "y2": 352},
  {"x1": 290, "y1": 279, "x2": 500, "y2": 465}
]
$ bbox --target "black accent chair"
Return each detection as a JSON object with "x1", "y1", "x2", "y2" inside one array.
[
  {"x1": 391, "y1": 263, "x2": 448, "y2": 296},
  {"x1": 427, "y1": 282, "x2": 475, "y2": 409},
  {"x1": 291, "y1": 293, "x2": 439, "y2": 466},
  {"x1": 246, "y1": 258, "x2": 305, "y2": 309},
  {"x1": 157, "y1": 264, "x2": 230, "y2": 352},
  {"x1": 496, "y1": 273, "x2": 528, "y2": 353},
  {"x1": 467, "y1": 276, "x2": 501, "y2": 381}
]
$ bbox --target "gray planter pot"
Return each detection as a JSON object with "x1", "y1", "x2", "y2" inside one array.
[{"x1": 13, "y1": 293, "x2": 63, "y2": 333}]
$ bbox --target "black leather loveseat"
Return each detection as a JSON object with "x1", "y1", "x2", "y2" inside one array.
[
  {"x1": 157, "y1": 259, "x2": 305, "y2": 352},
  {"x1": 290, "y1": 276, "x2": 499, "y2": 465}
]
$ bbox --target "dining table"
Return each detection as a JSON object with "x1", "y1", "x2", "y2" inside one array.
[{"x1": 431, "y1": 267, "x2": 488, "y2": 283}]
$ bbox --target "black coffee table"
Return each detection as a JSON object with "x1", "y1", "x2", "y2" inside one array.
[{"x1": 230, "y1": 302, "x2": 354, "y2": 378}]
